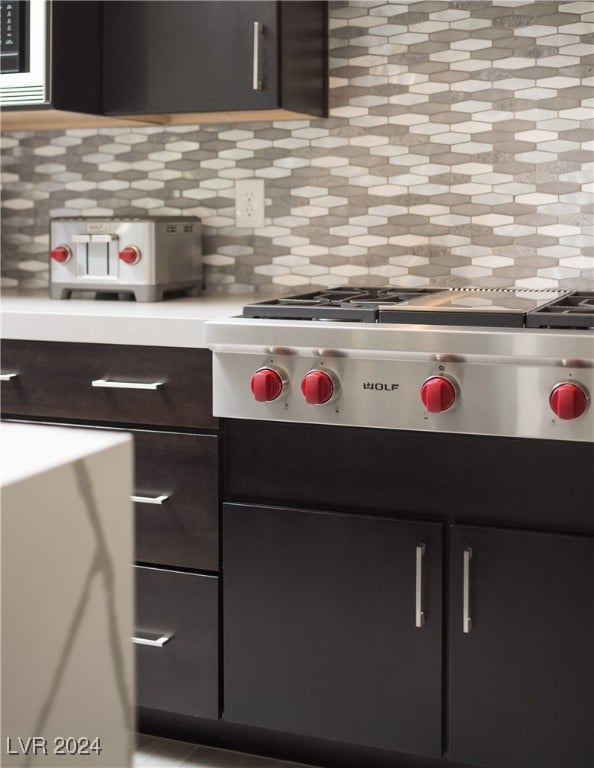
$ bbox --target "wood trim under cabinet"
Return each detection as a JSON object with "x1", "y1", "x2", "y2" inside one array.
[
  {"x1": 0, "y1": 109, "x2": 150, "y2": 132},
  {"x1": 0, "y1": 108, "x2": 322, "y2": 132}
]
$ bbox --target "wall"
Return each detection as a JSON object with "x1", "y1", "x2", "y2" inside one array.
[{"x1": 1, "y1": 0, "x2": 593, "y2": 295}]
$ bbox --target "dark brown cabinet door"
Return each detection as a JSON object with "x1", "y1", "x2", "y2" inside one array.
[
  {"x1": 103, "y1": 1, "x2": 279, "y2": 115},
  {"x1": 133, "y1": 430, "x2": 219, "y2": 571},
  {"x1": 449, "y1": 525, "x2": 594, "y2": 768},
  {"x1": 135, "y1": 566, "x2": 218, "y2": 719},
  {"x1": 223, "y1": 503, "x2": 443, "y2": 757}
]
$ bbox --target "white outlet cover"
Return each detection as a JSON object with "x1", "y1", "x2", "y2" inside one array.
[{"x1": 236, "y1": 178, "x2": 265, "y2": 229}]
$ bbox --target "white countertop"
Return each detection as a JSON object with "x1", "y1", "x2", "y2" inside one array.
[
  {"x1": 1, "y1": 291, "x2": 259, "y2": 348},
  {"x1": 1, "y1": 421, "x2": 131, "y2": 486},
  {"x1": 1, "y1": 421, "x2": 134, "y2": 767}
]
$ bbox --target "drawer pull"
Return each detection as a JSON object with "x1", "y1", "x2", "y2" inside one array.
[
  {"x1": 131, "y1": 493, "x2": 171, "y2": 505},
  {"x1": 132, "y1": 633, "x2": 173, "y2": 648},
  {"x1": 91, "y1": 378, "x2": 165, "y2": 390},
  {"x1": 0, "y1": 372, "x2": 18, "y2": 381}
]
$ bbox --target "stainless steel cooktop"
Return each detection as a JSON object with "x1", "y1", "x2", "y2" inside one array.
[
  {"x1": 206, "y1": 285, "x2": 594, "y2": 442},
  {"x1": 241, "y1": 286, "x2": 593, "y2": 329}
]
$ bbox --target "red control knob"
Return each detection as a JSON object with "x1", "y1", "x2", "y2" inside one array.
[
  {"x1": 549, "y1": 382, "x2": 588, "y2": 420},
  {"x1": 420, "y1": 376, "x2": 456, "y2": 413},
  {"x1": 119, "y1": 246, "x2": 141, "y2": 265},
  {"x1": 251, "y1": 368, "x2": 283, "y2": 402},
  {"x1": 301, "y1": 370, "x2": 334, "y2": 405},
  {"x1": 50, "y1": 245, "x2": 71, "y2": 263}
]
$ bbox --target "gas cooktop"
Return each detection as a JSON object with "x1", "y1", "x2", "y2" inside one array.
[
  {"x1": 243, "y1": 286, "x2": 594, "y2": 330},
  {"x1": 207, "y1": 285, "x2": 594, "y2": 442}
]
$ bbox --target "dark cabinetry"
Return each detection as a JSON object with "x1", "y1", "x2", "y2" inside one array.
[
  {"x1": 223, "y1": 503, "x2": 594, "y2": 767},
  {"x1": 134, "y1": 430, "x2": 218, "y2": 572},
  {"x1": 223, "y1": 421, "x2": 594, "y2": 768},
  {"x1": 2, "y1": 1, "x2": 326, "y2": 130},
  {"x1": 4, "y1": 343, "x2": 593, "y2": 768},
  {"x1": 449, "y1": 525, "x2": 594, "y2": 768},
  {"x1": 1, "y1": 339, "x2": 221, "y2": 721},
  {"x1": 135, "y1": 566, "x2": 218, "y2": 719},
  {"x1": 103, "y1": 1, "x2": 327, "y2": 119},
  {"x1": 223, "y1": 502, "x2": 443, "y2": 757},
  {"x1": 1, "y1": 340, "x2": 217, "y2": 430},
  {"x1": 49, "y1": 1, "x2": 103, "y2": 115}
]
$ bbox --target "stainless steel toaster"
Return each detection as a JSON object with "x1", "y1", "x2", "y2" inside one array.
[{"x1": 49, "y1": 217, "x2": 203, "y2": 301}]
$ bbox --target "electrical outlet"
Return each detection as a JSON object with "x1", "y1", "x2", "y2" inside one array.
[{"x1": 236, "y1": 179, "x2": 265, "y2": 229}]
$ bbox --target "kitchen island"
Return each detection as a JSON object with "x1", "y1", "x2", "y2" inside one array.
[{"x1": 1, "y1": 422, "x2": 134, "y2": 767}]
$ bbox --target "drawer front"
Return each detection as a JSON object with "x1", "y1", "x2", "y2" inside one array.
[
  {"x1": 135, "y1": 566, "x2": 219, "y2": 719},
  {"x1": 134, "y1": 430, "x2": 219, "y2": 571},
  {"x1": 1, "y1": 340, "x2": 218, "y2": 430}
]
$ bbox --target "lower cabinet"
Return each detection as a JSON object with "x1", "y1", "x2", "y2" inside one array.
[
  {"x1": 222, "y1": 505, "x2": 594, "y2": 767},
  {"x1": 1, "y1": 339, "x2": 222, "y2": 726},
  {"x1": 449, "y1": 525, "x2": 594, "y2": 768},
  {"x1": 135, "y1": 566, "x2": 219, "y2": 719},
  {"x1": 133, "y1": 430, "x2": 219, "y2": 571},
  {"x1": 223, "y1": 502, "x2": 443, "y2": 757}
]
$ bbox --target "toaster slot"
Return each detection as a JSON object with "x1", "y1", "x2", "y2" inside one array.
[{"x1": 72, "y1": 233, "x2": 119, "y2": 278}]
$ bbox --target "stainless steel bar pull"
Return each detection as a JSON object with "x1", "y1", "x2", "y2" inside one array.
[
  {"x1": 131, "y1": 493, "x2": 171, "y2": 505},
  {"x1": 132, "y1": 633, "x2": 173, "y2": 648},
  {"x1": 252, "y1": 21, "x2": 263, "y2": 90},
  {"x1": 463, "y1": 547, "x2": 472, "y2": 634},
  {"x1": 91, "y1": 378, "x2": 165, "y2": 390},
  {"x1": 0, "y1": 372, "x2": 18, "y2": 381},
  {"x1": 415, "y1": 544, "x2": 425, "y2": 628}
]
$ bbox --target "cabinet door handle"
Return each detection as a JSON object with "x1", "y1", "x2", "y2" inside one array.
[
  {"x1": 463, "y1": 547, "x2": 472, "y2": 634},
  {"x1": 415, "y1": 544, "x2": 426, "y2": 628},
  {"x1": 131, "y1": 493, "x2": 171, "y2": 505},
  {"x1": 252, "y1": 21, "x2": 263, "y2": 90},
  {"x1": 0, "y1": 372, "x2": 18, "y2": 381},
  {"x1": 132, "y1": 633, "x2": 173, "y2": 648},
  {"x1": 91, "y1": 378, "x2": 165, "y2": 390}
]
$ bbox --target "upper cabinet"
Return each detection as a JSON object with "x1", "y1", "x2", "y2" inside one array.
[
  {"x1": 1, "y1": 0, "x2": 327, "y2": 131},
  {"x1": 102, "y1": 0, "x2": 328, "y2": 123}
]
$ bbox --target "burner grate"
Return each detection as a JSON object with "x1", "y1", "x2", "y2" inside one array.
[
  {"x1": 242, "y1": 287, "x2": 443, "y2": 321},
  {"x1": 241, "y1": 286, "x2": 594, "y2": 329},
  {"x1": 526, "y1": 292, "x2": 594, "y2": 329},
  {"x1": 538, "y1": 297, "x2": 594, "y2": 313}
]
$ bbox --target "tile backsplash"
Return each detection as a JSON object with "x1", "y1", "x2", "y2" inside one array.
[{"x1": 1, "y1": 0, "x2": 593, "y2": 295}]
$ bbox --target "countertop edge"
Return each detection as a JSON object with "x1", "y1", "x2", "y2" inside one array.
[
  {"x1": 0, "y1": 422, "x2": 133, "y2": 487},
  {"x1": 0, "y1": 293, "x2": 258, "y2": 348}
]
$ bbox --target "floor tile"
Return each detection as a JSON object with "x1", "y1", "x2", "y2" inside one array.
[
  {"x1": 136, "y1": 734, "x2": 162, "y2": 752},
  {"x1": 135, "y1": 736, "x2": 314, "y2": 768},
  {"x1": 134, "y1": 736, "x2": 199, "y2": 768},
  {"x1": 181, "y1": 744, "x2": 310, "y2": 768}
]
